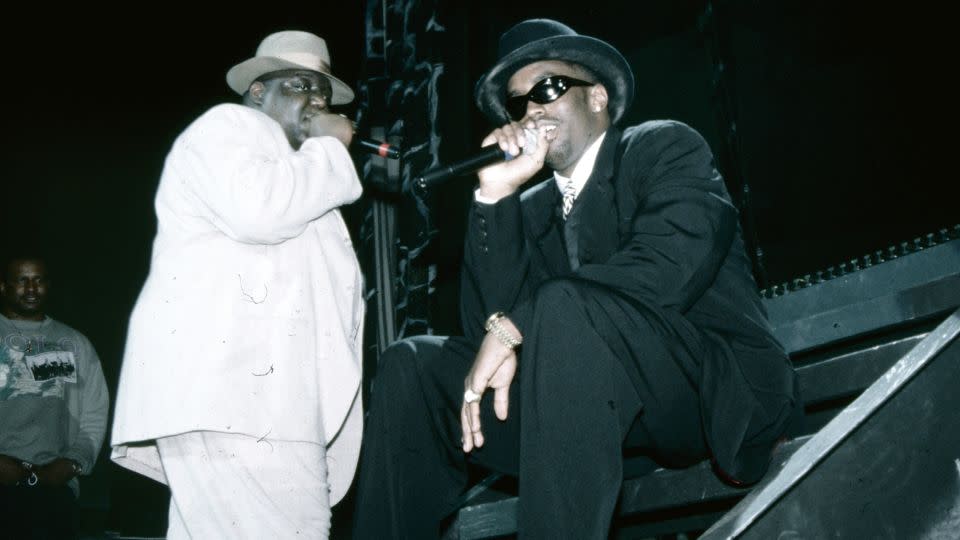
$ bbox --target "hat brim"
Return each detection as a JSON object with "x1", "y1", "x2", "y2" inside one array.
[
  {"x1": 474, "y1": 35, "x2": 634, "y2": 125},
  {"x1": 226, "y1": 57, "x2": 355, "y2": 105}
]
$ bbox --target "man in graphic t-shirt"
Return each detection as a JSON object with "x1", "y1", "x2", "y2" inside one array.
[{"x1": 0, "y1": 255, "x2": 109, "y2": 539}]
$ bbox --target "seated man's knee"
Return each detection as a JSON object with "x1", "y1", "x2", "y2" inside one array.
[
  {"x1": 377, "y1": 338, "x2": 419, "y2": 370},
  {"x1": 376, "y1": 337, "x2": 425, "y2": 379},
  {"x1": 533, "y1": 278, "x2": 583, "y2": 314},
  {"x1": 370, "y1": 336, "x2": 444, "y2": 399}
]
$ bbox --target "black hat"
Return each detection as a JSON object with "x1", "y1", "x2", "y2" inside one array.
[{"x1": 474, "y1": 19, "x2": 635, "y2": 125}]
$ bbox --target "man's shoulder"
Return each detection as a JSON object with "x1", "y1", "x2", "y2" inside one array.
[
  {"x1": 40, "y1": 317, "x2": 94, "y2": 348},
  {"x1": 180, "y1": 103, "x2": 272, "y2": 140},
  {"x1": 201, "y1": 102, "x2": 257, "y2": 118},
  {"x1": 616, "y1": 120, "x2": 713, "y2": 167},
  {"x1": 620, "y1": 119, "x2": 706, "y2": 146}
]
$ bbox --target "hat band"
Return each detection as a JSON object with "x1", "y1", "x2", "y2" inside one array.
[{"x1": 275, "y1": 52, "x2": 332, "y2": 74}]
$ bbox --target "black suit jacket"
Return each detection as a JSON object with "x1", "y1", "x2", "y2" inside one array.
[{"x1": 460, "y1": 120, "x2": 800, "y2": 483}]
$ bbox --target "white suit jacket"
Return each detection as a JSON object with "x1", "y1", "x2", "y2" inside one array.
[{"x1": 111, "y1": 104, "x2": 364, "y2": 504}]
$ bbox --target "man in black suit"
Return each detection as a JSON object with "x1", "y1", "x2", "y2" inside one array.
[{"x1": 353, "y1": 18, "x2": 801, "y2": 539}]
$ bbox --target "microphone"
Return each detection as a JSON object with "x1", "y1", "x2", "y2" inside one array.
[
  {"x1": 413, "y1": 129, "x2": 537, "y2": 195},
  {"x1": 354, "y1": 138, "x2": 401, "y2": 159}
]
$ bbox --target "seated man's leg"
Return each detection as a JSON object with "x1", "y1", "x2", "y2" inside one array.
[
  {"x1": 353, "y1": 335, "x2": 520, "y2": 540},
  {"x1": 517, "y1": 278, "x2": 707, "y2": 539}
]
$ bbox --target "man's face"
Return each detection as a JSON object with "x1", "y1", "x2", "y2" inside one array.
[
  {"x1": 506, "y1": 60, "x2": 608, "y2": 176},
  {"x1": 1, "y1": 259, "x2": 49, "y2": 321},
  {"x1": 254, "y1": 69, "x2": 333, "y2": 148}
]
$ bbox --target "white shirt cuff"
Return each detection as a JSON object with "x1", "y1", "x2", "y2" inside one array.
[{"x1": 474, "y1": 188, "x2": 499, "y2": 205}]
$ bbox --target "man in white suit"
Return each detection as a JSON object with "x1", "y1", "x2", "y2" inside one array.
[{"x1": 111, "y1": 30, "x2": 364, "y2": 539}]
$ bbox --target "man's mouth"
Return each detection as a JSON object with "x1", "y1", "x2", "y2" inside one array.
[
  {"x1": 535, "y1": 121, "x2": 559, "y2": 141},
  {"x1": 534, "y1": 120, "x2": 559, "y2": 133}
]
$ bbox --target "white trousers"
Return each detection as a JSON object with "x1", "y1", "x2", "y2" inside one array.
[{"x1": 157, "y1": 431, "x2": 331, "y2": 539}]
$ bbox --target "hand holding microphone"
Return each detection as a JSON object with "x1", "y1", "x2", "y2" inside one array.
[
  {"x1": 308, "y1": 112, "x2": 356, "y2": 148},
  {"x1": 413, "y1": 122, "x2": 552, "y2": 197},
  {"x1": 477, "y1": 123, "x2": 551, "y2": 202}
]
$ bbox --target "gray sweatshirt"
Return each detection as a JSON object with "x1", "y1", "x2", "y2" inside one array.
[{"x1": 0, "y1": 313, "x2": 109, "y2": 495}]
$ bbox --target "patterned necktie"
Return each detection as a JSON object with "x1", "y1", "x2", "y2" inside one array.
[{"x1": 561, "y1": 181, "x2": 577, "y2": 219}]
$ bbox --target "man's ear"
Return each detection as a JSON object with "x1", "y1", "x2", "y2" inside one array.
[
  {"x1": 248, "y1": 81, "x2": 266, "y2": 105},
  {"x1": 590, "y1": 84, "x2": 609, "y2": 113}
]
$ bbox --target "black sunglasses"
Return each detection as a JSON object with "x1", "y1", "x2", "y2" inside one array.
[{"x1": 505, "y1": 76, "x2": 595, "y2": 121}]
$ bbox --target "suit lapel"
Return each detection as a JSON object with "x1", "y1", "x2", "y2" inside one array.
[
  {"x1": 522, "y1": 181, "x2": 571, "y2": 276},
  {"x1": 563, "y1": 128, "x2": 622, "y2": 268}
]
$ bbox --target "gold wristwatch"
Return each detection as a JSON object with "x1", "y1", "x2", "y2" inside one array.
[{"x1": 484, "y1": 312, "x2": 523, "y2": 349}]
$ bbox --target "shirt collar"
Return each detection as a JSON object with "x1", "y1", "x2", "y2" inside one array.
[
  {"x1": 554, "y1": 131, "x2": 607, "y2": 198},
  {"x1": 0, "y1": 312, "x2": 49, "y2": 329}
]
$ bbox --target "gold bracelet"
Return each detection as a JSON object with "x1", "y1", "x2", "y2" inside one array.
[{"x1": 484, "y1": 312, "x2": 522, "y2": 349}]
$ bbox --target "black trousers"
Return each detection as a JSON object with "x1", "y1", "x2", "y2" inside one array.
[
  {"x1": 0, "y1": 484, "x2": 78, "y2": 540},
  {"x1": 353, "y1": 279, "x2": 709, "y2": 539}
]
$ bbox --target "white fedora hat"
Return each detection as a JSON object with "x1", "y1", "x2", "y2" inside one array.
[{"x1": 226, "y1": 30, "x2": 354, "y2": 105}]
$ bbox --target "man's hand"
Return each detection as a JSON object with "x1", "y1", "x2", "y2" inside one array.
[
  {"x1": 35, "y1": 458, "x2": 79, "y2": 486},
  {"x1": 461, "y1": 317, "x2": 522, "y2": 452},
  {"x1": 308, "y1": 113, "x2": 355, "y2": 148},
  {"x1": 0, "y1": 454, "x2": 29, "y2": 486},
  {"x1": 476, "y1": 121, "x2": 553, "y2": 201}
]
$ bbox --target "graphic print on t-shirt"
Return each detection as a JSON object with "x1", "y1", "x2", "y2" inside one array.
[
  {"x1": 0, "y1": 341, "x2": 76, "y2": 400},
  {"x1": 26, "y1": 351, "x2": 77, "y2": 382}
]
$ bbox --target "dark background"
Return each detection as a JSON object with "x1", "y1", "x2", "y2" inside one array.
[{"x1": 2, "y1": 1, "x2": 954, "y2": 536}]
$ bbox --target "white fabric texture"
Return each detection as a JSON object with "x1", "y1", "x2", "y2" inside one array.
[
  {"x1": 158, "y1": 431, "x2": 331, "y2": 539},
  {"x1": 111, "y1": 103, "x2": 365, "y2": 504}
]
